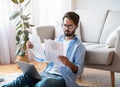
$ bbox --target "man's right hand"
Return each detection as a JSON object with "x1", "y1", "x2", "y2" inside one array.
[{"x1": 26, "y1": 41, "x2": 34, "y2": 49}]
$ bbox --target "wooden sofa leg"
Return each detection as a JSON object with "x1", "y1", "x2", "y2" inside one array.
[{"x1": 110, "y1": 71, "x2": 115, "y2": 87}]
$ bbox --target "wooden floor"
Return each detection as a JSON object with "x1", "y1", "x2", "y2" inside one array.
[
  {"x1": 0, "y1": 61, "x2": 47, "y2": 75},
  {"x1": 0, "y1": 61, "x2": 120, "y2": 87}
]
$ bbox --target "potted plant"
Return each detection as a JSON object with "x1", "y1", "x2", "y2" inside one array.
[{"x1": 10, "y1": 0, "x2": 34, "y2": 62}]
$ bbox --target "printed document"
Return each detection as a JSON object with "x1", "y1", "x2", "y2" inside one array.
[
  {"x1": 29, "y1": 34, "x2": 46, "y2": 59},
  {"x1": 29, "y1": 33, "x2": 64, "y2": 65},
  {"x1": 44, "y1": 39, "x2": 63, "y2": 65}
]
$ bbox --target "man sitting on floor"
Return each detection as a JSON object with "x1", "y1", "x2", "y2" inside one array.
[{"x1": 2, "y1": 11, "x2": 86, "y2": 87}]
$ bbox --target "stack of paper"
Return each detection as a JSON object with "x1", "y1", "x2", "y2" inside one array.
[{"x1": 29, "y1": 29, "x2": 63, "y2": 65}]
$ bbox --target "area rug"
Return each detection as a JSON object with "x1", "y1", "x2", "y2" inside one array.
[
  {"x1": 0, "y1": 72, "x2": 22, "y2": 86},
  {"x1": 76, "y1": 68, "x2": 120, "y2": 87},
  {"x1": 1, "y1": 68, "x2": 120, "y2": 87},
  {"x1": 0, "y1": 72, "x2": 90, "y2": 87}
]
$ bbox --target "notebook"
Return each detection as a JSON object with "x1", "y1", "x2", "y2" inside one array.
[{"x1": 16, "y1": 61, "x2": 41, "y2": 80}]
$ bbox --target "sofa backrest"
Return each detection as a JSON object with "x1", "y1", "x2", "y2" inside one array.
[
  {"x1": 36, "y1": 26, "x2": 55, "y2": 43},
  {"x1": 99, "y1": 11, "x2": 120, "y2": 44},
  {"x1": 35, "y1": 10, "x2": 120, "y2": 44},
  {"x1": 76, "y1": 10, "x2": 108, "y2": 43}
]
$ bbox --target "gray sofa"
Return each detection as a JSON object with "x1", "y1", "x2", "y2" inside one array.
[{"x1": 34, "y1": 10, "x2": 120, "y2": 87}]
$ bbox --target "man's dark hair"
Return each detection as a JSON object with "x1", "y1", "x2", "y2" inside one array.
[{"x1": 62, "y1": 11, "x2": 80, "y2": 25}]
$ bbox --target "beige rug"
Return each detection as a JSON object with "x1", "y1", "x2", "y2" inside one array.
[
  {"x1": 0, "y1": 68, "x2": 120, "y2": 87},
  {"x1": 0, "y1": 72, "x2": 22, "y2": 86},
  {"x1": 77, "y1": 68, "x2": 120, "y2": 87}
]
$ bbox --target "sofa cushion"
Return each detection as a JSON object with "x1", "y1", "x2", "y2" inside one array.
[
  {"x1": 99, "y1": 11, "x2": 120, "y2": 44},
  {"x1": 84, "y1": 43, "x2": 114, "y2": 65},
  {"x1": 76, "y1": 10, "x2": 108, "y2": 43},
  {"x1": 105, "y1": 25, "x2": 120, "y2": 48}
]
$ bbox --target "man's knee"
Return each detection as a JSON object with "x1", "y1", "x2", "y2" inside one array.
[{"x1": 33, "y1": 78, "x2": 57, "y2": 87}]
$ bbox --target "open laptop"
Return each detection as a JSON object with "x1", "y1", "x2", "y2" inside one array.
[
  {"x1": 16, "y1": 61, "x2": 41, "y2": 80},
  {"x1": 0, "y1": 77, "x2": 4, "y2": 82}
]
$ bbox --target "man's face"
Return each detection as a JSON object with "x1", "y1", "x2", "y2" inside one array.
[{"x1": 62, "y1": 18, "x2": 77, "y2": 37}]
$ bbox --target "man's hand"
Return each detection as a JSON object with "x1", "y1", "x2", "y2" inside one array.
[
  {"x1": 26, "y1": 41, "x2": 34, "y2": 49},
  {"x1": 58, "y1": 55, "x2": 70, "y2": 66},
  {"x1": 58, "y1": 55, "x2": 78, "y2": 74}
]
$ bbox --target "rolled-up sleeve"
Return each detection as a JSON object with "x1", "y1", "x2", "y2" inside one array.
[{"x1": 74, "y1": 44, "x2": 86, "y2": 76}]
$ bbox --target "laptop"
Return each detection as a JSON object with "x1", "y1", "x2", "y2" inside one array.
[
  {"x1": 16, "y1": 61, "x2": 41, "y2": 80},
  {"x1": 0, "y1": 77, "x2": 4, "y2": 82}
]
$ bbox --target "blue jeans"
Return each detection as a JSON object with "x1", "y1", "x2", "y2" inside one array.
[{"x1": 2, "y1": 72, "x2": 66, "y2": 87}]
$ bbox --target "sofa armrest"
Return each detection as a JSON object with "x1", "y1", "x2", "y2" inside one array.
[
  {"x1": 35, "y1": 26, "x2": 55, "y2": 43},
  {"x1": 115, "y1": 32, "x2": 120, "y2": 56},
  {"x1": 112, "y1": 33, "x2": 120, "y2": 71}
]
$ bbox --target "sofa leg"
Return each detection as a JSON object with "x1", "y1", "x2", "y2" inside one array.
[{"x1": 110, "y1": 71, "x2": 115, "y2": 87}]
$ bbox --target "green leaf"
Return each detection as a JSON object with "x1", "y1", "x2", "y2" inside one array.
[
  {"x1": 17, "y1": 30, "x2": 23, "y2": 35},
  {"x1": 16, "y1": 42, "x2": 19, "y2": 45},
  {"x1": 15, "y1": 47, "x2": 21, "y2": 56},
  {"x1": 11, "y1": 0, "x2": 24, "y2": 4},
  {"x1": 23, "y1": 44, "x2": 27, "y2": 51},
  {"x1": 16, "y1": 23, "x2": 22, "y2": 30},
  {"x1": 26, "y1": 13, "x2": 30, "y2": 17},
  {"x1": 10, "y1": 11, "x2": 20, "y2": 20},
  {"x1": 16, "y1": 35, "x2": 20, "y2": 42},
  {"x1": 24, "y1": 0, "x2": 31, "y2": 8},
  {"x1": 19, "y1": 0, "x2": 24, "y2": 3},
  {"x1": 16, "y1": 20, "x2": 21, "y2": 27},
  {"x1": 20, "y1": 42, "x2": 26, "y2": 51},
  {"x1": 18, "y1": 51, "x2": 25, "y2": 57},
  {"x1": 20, "y1": 0, "x2": 31, "y2": 11},
  {"x1": 30, "y1": 24, "x2": 34, "y2": 27},
  {"x1": 24, "y1": 30, "x2": 29, "y2": 36},
  {"x1": 23, "y1": 36, "x2": 29, "y2": 42},
  {"x1": 24, "y1": 22, "x2": 30, "y2": 28},
  {"x1": 11, "y1": 0, "x2": 18, "y2": 4},
  {"x1": 21, "y1": 15, "x2": 29, "y2": 20},
  {"x1": 23, "y1": 33, "x2": 29, "y2": 44}
]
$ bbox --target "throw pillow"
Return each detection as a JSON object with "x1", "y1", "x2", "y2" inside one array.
[
  {"x1": 105, "y1": 25, "x2": 120, "y2": 48},
  {"x1": 54, "y1": 21, "x2": 81, "y2": 40}
]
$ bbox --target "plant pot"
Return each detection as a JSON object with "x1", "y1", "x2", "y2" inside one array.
[
  {"x1": 16, "y1": 55, "x2": 29, "y2": 63},
  {"x1": 15, "y1": 55, "x2": 30, "y2": 68}
]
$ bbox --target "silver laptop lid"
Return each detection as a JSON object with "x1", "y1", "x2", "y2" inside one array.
[{"x1": 16, "y1": 61, "x2": 41, "y2": 80}]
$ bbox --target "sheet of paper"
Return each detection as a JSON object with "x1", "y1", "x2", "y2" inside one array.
[
  {"x1": 29, "y1": 34, "x2": 46, "y2": 59},
  {"x1": 29, "y1": 28, "x2": 64, "y2": 65},
  {"x1": 44, "y1": 39, "x2": 64, "y2": 65}
]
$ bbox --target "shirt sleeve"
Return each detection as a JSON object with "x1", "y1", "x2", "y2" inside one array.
[{"x1": 74, "y1": 44, "x2": 86, "y2": 76}]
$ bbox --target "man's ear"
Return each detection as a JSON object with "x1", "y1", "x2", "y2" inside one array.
[{"x1": 75, "y1": 24, "x2": 78, "y2": 29}]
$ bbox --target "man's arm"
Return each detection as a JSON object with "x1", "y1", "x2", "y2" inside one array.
[{"x1": 58, "y1": 55, "x2": 78, "y2": 74}]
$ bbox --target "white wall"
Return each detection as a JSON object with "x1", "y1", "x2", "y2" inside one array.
[
  {"x1": 28, "y1": 0, "x2": 73, "y2": 26},
  {"x1": 74, "y1": 0, "x2": 120, "y2": 10}
]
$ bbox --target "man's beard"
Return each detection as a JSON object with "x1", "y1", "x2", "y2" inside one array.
[{"x1": 64, "y1": 30, "x2": 75, "y2": 37}]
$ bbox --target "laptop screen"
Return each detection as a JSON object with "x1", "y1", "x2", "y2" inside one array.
[{"x1": 16, "y1": 61, "x2": 41, "y2": 80}]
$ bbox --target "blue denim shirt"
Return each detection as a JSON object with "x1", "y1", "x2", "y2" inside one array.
[{"x1": 35, "y1": 35, "x2": 86, "y2": 87}]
